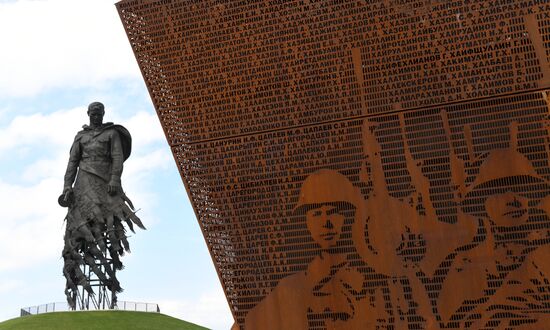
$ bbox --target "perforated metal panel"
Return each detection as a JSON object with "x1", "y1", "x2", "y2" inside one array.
[{"x1": 117, "y1": 1, "x2": 550, "y2": 328}]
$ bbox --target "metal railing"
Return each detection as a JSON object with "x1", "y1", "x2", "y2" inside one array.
[{"x1": 20, "y1": 301, "x2": 160, "y2": 317}]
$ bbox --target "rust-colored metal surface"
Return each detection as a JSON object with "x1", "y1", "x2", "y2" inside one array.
[{"x1": 117, "y1": 0, "x2": 550, "y2": 328}]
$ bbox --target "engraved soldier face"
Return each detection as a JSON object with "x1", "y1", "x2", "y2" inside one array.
[
  {"x1": 87, "y1": 107, "x2": 104, "y2": 127},
  {"x1": 485, "y1": 191, "x2": 529, "y2": 227},
  {"x1": 306, "y1": 204, "x2": 346, "y2": 250}
]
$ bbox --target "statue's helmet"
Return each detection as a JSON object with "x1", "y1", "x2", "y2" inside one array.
[
  {"x1": 294, "y1": 169, "x2": 361, "y2": 214},
  {"x1": 88, "y1": 101, "x2": 105, "y2": 112},
  {"x1": 462, "y1": 148, "x2": 550, "y2": 215}
]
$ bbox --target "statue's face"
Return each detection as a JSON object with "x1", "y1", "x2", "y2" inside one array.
[
  {"x1": 306, "y1": 204, "x2": 346, "y2": 250},
  {"x1": 88, "y1": 107, "x2": 104, "y2": 127}
]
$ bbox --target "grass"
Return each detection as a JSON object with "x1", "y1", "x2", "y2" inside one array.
[{"x1": 0, "y1": 310, "x2": 209, "y2": 330}]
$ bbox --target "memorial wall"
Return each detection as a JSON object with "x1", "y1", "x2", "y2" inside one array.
[{"x1": 117, "y1": 0, "x2": 550, "y2": 328}]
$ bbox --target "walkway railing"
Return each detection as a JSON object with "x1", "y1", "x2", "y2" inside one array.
[{"x1": 20, "y1": 301, "x2": 160, "y2": 317}]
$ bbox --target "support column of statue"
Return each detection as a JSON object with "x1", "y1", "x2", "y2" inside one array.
[{"x1": 59, "y1": 102, "x2": 146, "y2": 310}]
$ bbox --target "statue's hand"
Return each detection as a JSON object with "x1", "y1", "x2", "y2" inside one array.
[
  {"x1": 107, "y1": 182, "x2": 121, "y2": 196},
  {"x1": 63, "y1": 187, "x2": 74, "y2": 202}
]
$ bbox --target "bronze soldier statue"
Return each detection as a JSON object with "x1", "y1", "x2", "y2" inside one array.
[{"x1": 60, "y1": 101, "x2": 145, "y2": 309}]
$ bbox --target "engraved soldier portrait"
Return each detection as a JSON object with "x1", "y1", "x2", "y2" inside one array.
[
  {"x1": 441, "y1": 126, "x2": 550, "y2": 329},
  {"x1": 245, "y1": 169, "x2": 388, "y2": 329}
]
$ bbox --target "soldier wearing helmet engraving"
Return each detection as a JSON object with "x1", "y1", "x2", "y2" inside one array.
[{"x1": 245, "y1": 169, "x2": 390, "y2": 329}]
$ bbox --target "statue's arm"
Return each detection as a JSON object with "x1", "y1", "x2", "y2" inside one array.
[
  {"x1": 109, "y1": 129, "x2": 124, "y2": 187},
  {"x1": 63, "y1": 137, "x2": 82, "y2": 191}
]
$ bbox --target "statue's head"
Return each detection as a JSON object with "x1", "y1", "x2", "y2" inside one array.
[{"x1": 87, "y1": 102, "x2": 105, "y2": 127}]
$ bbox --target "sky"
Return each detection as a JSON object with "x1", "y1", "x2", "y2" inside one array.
[{"x1": 0, "y1": 0, "x2": 233, "y2": 329}]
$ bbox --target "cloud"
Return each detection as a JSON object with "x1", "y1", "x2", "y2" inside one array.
[
  {"x1": 0, "y1": 106, "x2": 82, "y2": 155},
  {"x1": 122, "y1": 148, "x2": 172, "y2": 227},
  {"x1": 0, "y1": 279, "x2": 24, "y2": 295},
  {"x1": 0, "y1": 106, "x2": 164, "y2": 162},
  {"x1": 116, "y1": 110, "x2": 166, "y2": 150},
  {"x1": 0, "y1": 177, "x2": 65, "y2": 272},
  {"x1": 21, "y1": 153, "x2": 67, "y2": 182},
  {"x1": 0, "y1": 0, "x2": 139, "y2": 98}
]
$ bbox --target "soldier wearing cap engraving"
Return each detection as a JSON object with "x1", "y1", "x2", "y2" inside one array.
[{"x1": 440, "y1": 139, "x2": 550, "y2": 328}]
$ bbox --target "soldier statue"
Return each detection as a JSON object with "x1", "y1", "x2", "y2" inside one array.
[{"x1": 59, "y1": 101, "x2": 145, "y2": 309}]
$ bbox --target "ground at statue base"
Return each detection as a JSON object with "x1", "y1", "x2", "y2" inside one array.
[{"x1": 0, "y1": 310, "x2": 209, "y2": 330}]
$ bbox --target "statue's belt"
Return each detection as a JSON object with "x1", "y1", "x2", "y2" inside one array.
[{"x1": 81, "y1": 155, "x2": 110, "y2": 161}]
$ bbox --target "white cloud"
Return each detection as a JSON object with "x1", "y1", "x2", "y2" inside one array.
[
  {"x1": 0, "y1": 0, "x2": 139, "y2": 97},
  {"x1": 0, "y1": 107, "x2": 82, "y2": 155},
  {"x1": 0, "y1": 177, "x2": 65, "y2": 271},
  {"x1": 125, "y1": 149, "x2": 171, "y2": 181},
  {"x1": 21, "y1": 152, "x2": 67, "y2": 182},
  {"x1": 115, "y1": 110, "x2": 166, "y2": 149},
  {"x1": 0, "y1": 106, "x2": 164, "y2": 162},
  {"x1": 0, "y1": 279, "x2": 24, "y2": 295},
  {"x1": 157, "y1": 291, "x2": 234, "y2": 330},
  {"x1": 121, "y1": 148, "x2": 172, "y2": 227}
]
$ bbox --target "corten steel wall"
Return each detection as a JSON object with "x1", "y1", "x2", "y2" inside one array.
[{"x1": 117, "y1": 0, "x2": 550, "y2": 328}]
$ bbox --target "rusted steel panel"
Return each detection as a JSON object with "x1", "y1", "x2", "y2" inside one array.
[{"x1": 117, "y1": 0, "x2": 550, "y2": 328}]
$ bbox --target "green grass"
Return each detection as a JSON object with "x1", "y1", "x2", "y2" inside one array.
[{"x1": 0, "y1": 311, "x2": 209, "y2": 330}]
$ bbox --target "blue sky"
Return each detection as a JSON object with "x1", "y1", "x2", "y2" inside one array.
[{"x1": 0, "y1": 0, "x2": 232, "y2": 329}]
